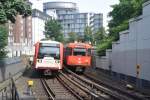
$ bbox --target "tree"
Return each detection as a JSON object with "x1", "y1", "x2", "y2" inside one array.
[
  {"x1": 96, "y1": 0, "x2": 149, "y2": 56},
  {"x1": 0, "y1": 0, "x2": 32, "y2": 58},
  {"x1": 0, "y1": 25, "x2": 8, "y2": 59},
  {"x1": 97, "y1": 37, "x2": 114, "y2": 56},
  {"x1": 83, "y1": 26, "x2": 93, "y2": 44},
  {"x1": 108, "y1": 0, "x2": 146, "y2": 41},
  {"x1": 45, "y1": 19, "x2": 64, "y2": 42},
  {"x1": 0, "y1": 0, "x2": 32, "y2": 24},
  {"x1": 94, "y1": 27, "x2": 106, "y2": 45},
  {"x1": 67, "y1": 32, "x2": 78, "y2": 42}
]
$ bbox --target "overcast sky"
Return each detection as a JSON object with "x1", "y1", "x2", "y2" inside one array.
[{"x1": 30, "y1": 0, "x2": 119, "y2": 28}]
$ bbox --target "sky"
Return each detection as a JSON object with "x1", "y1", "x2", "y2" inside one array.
[{"x1": 30, "y1": 0, "x2": 119, "y2": 28}]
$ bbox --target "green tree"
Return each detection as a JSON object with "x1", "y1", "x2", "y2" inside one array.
[
  {"x1": 67, "y1": 32, "x2": 78, "y2": 42},
  {"x1": 0, "y1": 0, "x2": 32, "y2": 58},
  {"x1": 0, "y1": 25, "x2": 8, "y2": 59},
  {"x1": 83, "y1": 26, "x2": 93, "y2": 44},
  {"x1": 97, "y1": 37, "x2": 114, "y2": 56},
  {"x1": 0, "y1": 0, "x2": 32, "y2": 24},
  {"x1": 96, "y1": 0, "x2": 149, "y2": 56},
  {"x1": 45, "y1": 19, "x2": 64, "y2": 42},
  {"x1": 108, "y1": 0, "x2": 146, "y2": 41},
  {"x1": 94, "y1": 27, "x2": 106, "y2": 45}
]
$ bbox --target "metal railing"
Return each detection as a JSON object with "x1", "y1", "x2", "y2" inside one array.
[{"x1": 11, "y1": 77, "x2": 19, "y2": 100}]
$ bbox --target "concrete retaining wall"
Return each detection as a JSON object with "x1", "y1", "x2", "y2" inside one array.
[
  {"x1": 0, "y1": 57, "x2": 26, "y2": 82},
  {"x1": 95, "y1": 49, "x2": 112, "y2": 70},
  {"x1": 95, "y1": 1, "x2": 150, "y2": 89},
  {"x1": 111, "y1": 1, "x2": 150, "y2": 81}
]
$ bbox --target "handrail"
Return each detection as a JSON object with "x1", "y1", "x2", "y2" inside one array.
[{"x1": 11, "y1": 77, "x2": 20, "y2": 100}]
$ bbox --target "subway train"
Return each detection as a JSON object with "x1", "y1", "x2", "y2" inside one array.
[
  {"x1": 33, "y1": 40, "x2": 63, "y2": 75},
  {"x1": 64, "y1": 42, "x2": 92, "y2": 73}
]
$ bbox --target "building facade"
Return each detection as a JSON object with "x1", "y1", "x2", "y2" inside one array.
[
  {"x1": 90, "y1": 13, "x2": 103, "y2": 34},
  {"x1": 7, "y1": 1, "x2": 33, "y2": 57},
  {"x1": 43, "y1": 2, "x2": 78, "y2": 18},
  {"x1": 7, "y1": 14, "x2": 32, "y2": 57},
  {"x1": 32, "y1": 9, "x2": 52, "y2": 44},
  {"x1": 59, "y1": 13, "x2": 90, "y2": 37},
  {"x1": 43, "y1": 2, "x2": 103, "y2": 38}
]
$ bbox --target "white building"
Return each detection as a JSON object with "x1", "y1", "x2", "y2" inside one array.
[
  {"x1": 32, "y1": 9, "x2": 52, "y2": 45},
  {"x1": 43, "y1": 2, "x2": 103, "y2": 38}
]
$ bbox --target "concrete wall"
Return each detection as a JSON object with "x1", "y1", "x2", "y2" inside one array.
[
  {"x1": 0, "y1": 57, "x2": 26, "y2": 82},
  {"x1": 111, "y1": 1, "x2": 150, "y2": 81},
  {"x1": 96, "y1": 49, "x2": 112, "y2": 70}
]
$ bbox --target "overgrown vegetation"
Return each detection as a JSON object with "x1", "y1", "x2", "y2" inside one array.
[
  {"x1": 0, "y1": 25, "x2": 8, "y2": 59},
  {"x1": 0, "y1": 0, "x2": 32, "y2": 24},
  {"x1": 45, "y1": 19, "x2": 64, "y2": 42},
  {"x1": 67, "y1": 32, "x2": 78, "y2": 43},
  {"x1": 0, "y1": 0, "x2": 32, "y2": 58},
  {"x1": 96, "y1": 0, "x2": 148, "y2": 56},
  {"x1": 83, "y1": 26, "x2": 93, "y2": 44}
]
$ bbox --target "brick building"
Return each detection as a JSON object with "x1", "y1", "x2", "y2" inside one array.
[{"x1": 7, "y1": 1, "x2": 32, "y2": 57}]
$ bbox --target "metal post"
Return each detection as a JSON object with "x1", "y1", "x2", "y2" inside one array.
[
  {"x1": 91, "y1": 84, "x2": 94, "y2": 100},
  {"x1": 136, "y1": 64, "x2": 141, "y2": 88},
  {"x1": 12, "y1": 81, "x2": 14, "y2": 100},
  {"x1": 2, "y1": 91, "x2": 3, "y2": 100}
]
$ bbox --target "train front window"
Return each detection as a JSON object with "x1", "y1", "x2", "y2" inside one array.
[
  {"x1": 87, "y1": 49, "x2": 91, "y2": 56},
  {"x1": 38, "y1": 44, "x2": 60, "y2": 59},
  {"x1": 73, "y1": 48, "x2": 86, "y2": 56}
]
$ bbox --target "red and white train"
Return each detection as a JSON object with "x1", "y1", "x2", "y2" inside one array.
[
  {"x1": 64, "y1": 42, "x2": 92, "y2": 72},
  {"x1": 33, "y1": 40, "x2": 63, "y2": 75}
]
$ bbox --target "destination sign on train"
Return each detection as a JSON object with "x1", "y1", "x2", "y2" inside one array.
[{"x1": 40, "y1": 43, "x2": 60, "y2": 47}]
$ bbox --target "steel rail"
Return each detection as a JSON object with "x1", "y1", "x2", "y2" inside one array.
[
  {"x1": 84, "y1": 73, "x2": 147, "y2": 100},
  {"x1": 40, "y1": 79, "x2": 55, "y2": 100},
  {"x1": 64, "y1": 68, "x2": 131, "y2": 100},
  {"x1": 59, "y1": 71, "x2": 106, "y2": 100},
  {"x1": 56, "y1": 75, "x2": 84, "y2": 100}
]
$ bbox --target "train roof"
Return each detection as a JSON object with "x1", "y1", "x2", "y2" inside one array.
[{"x1": 66, "y1": 43, "x2": 92, "y2": 48}]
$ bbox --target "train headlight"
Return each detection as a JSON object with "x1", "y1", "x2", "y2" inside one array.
[
  {"x1": 55, "y1": 60, "x2": 60, "y2": 63},
  {"x1": 37, "y1": 59, "x2": 42, "y2": 63}
]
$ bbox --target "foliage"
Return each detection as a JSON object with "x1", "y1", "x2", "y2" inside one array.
[
  {"x1": 96, "y1": 0, "x2": 147, "y2": 56},
  {"x1": 0, "y1": 0, "x2": 32, "y2": 23},
  {"x1": 97, "y1": 37, "x2": 114, "y2": 56},
  {"x1": 45, "y1": 19, "x2": 64, "y2": 42},
  {"x1": 0, "y1": 25, "x2": 8, "y2": 59},
  {"x1": 108, "y1": 0, "x2": 146, "y2": 41},
  {"x1": 0, "y1": 0, "x2": 32, "y2": 58},
  {"x1": 83, "y1": 26, "x2": 93, "y2": 44},
  {"x1": 94, "y1": 27, "x2": 106, "y2": 44},
  {"x1": 67, "y1": 32, "x2": 78, "y2": 43}
]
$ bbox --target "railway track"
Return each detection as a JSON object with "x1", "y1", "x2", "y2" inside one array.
[
  {"x1": 57, "y1": 73, "x2": 98, "y2": 100},
  {"x1": 40, "y1": 79, "x2": 55, "y2": 100},
  {"x1": 40, "y1": 77, "x2": 77, "y2": 100},
  {"x1": 63, "y1": 68, "x2": 148, "y2": 100},
  {"x1": 25, "y1": 67, "x2": 148, "y2": 100},
  {"x1": 84, "y1": 72, "x2": 149, "y2": 100}
]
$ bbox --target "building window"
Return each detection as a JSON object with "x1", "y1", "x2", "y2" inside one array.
[
  {"x1": 20, "y1": 20, "x2": 23, "y2": 24},
  {"x1": 29, "y1": 28, "x2": 31, "y2": 32}
]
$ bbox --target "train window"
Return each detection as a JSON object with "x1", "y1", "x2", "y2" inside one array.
[
  {"x1": 73, "y1": 48, "x2": 86, "y2": 56},
  {"x1": 38, "y1": 46, "x2": 60, "y2": 59},
  {"x1": 87, "y1": 49, "x2": 91, "y2": 56},
  {"x1": 65, "y1": 47, "x2": 72, "y2": 55},
  {"x1": 40, "y1": 43, "x2": 60, "y2": 47}
]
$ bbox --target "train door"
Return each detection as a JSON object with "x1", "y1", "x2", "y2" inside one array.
[
  {"x1": 64, "y1": 47, "x2": 72, "y2": 64},
  {"x1": 33, "y1": 42, "x2": 39, "y2": 68}
]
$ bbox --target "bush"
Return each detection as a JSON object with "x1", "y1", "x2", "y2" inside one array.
[
  {"x1": 97, "y1": 37, "x2": 113, "y2": 56},
  {"x1": 0, "y1": 25, "x2": 8, "y2": 59}
]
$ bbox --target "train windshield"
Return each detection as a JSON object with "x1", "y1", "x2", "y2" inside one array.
[
  {"x1": 38, "y1": 43, "x2": 60, "y2": 59},
  {"x1": 73, "y1": 48, "x2": 86, "y2": 56}
]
